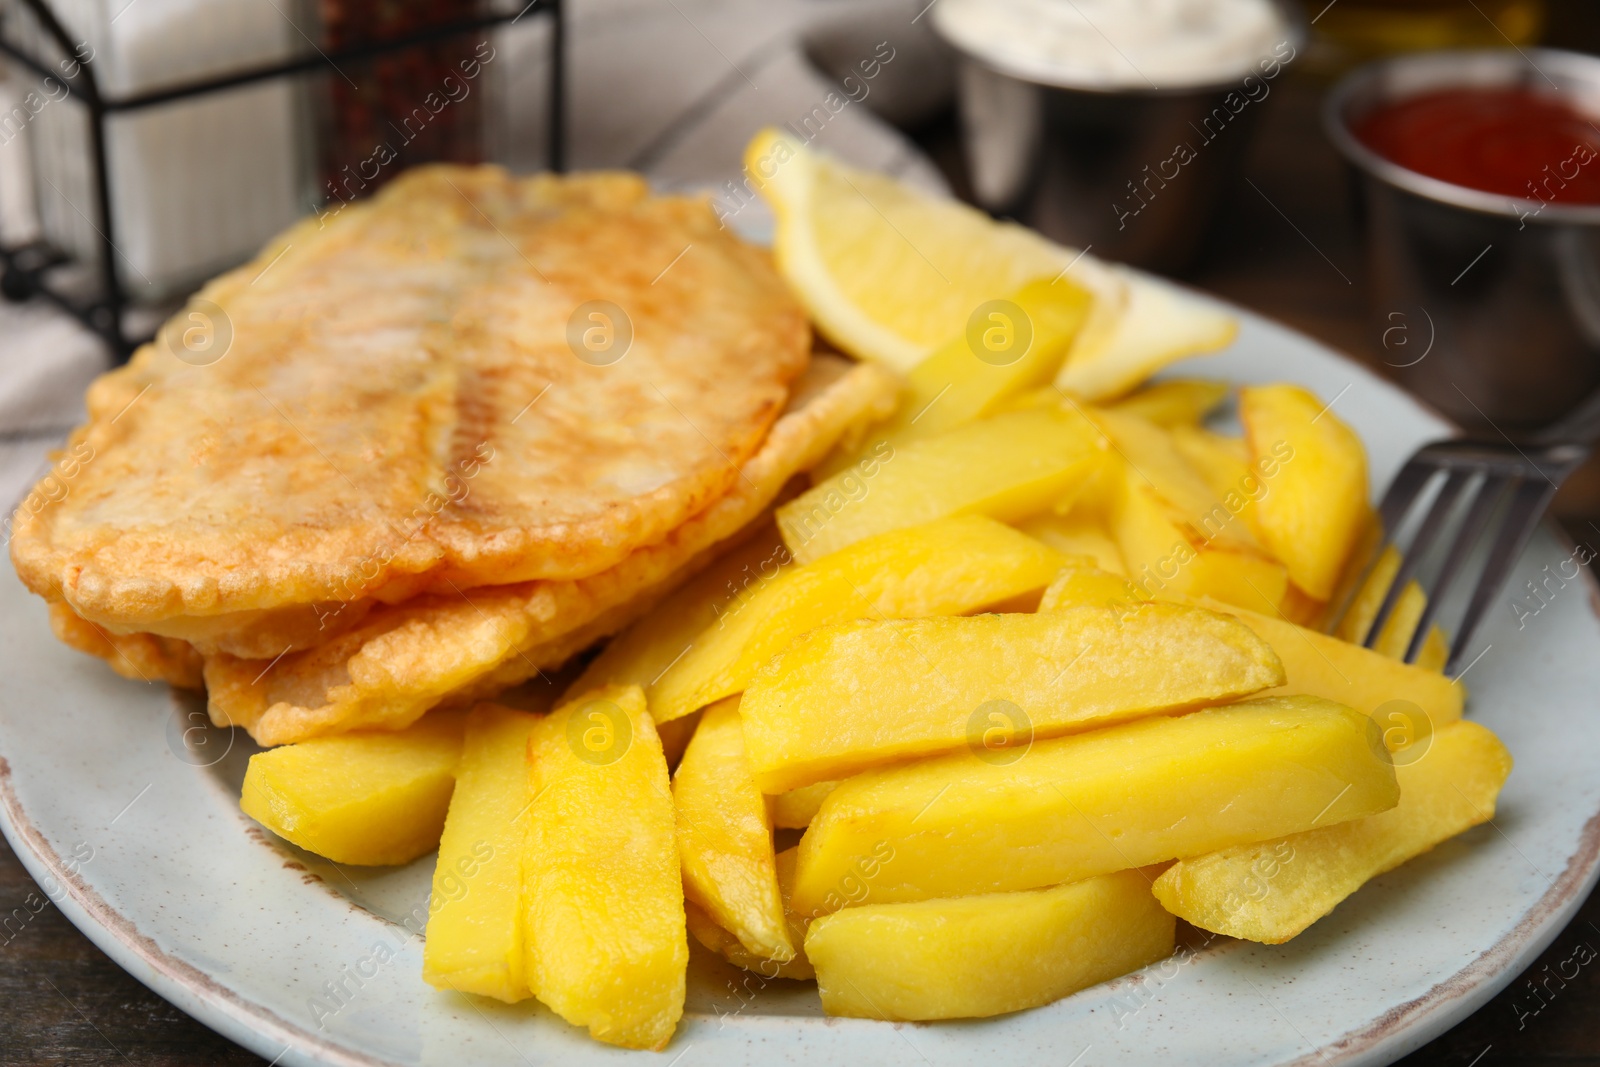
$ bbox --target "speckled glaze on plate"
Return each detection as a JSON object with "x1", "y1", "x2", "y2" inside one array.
[{"x1": 2, "y1": 298, "x2": 1598, "y2": 1067}]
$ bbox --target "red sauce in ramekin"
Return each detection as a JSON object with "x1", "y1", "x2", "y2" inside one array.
[{"x1": 1353, "y1": 87, "x2": 1600, "y2": 204}]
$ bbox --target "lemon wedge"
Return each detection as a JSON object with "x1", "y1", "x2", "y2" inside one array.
[
  {"x1": 745, "y1": 127, "x2": 1082, "y2": 373},
  {"x1": 744, "y1": 129, "x2": 1237, "y2": 400},
  {"x1": 1058, "y1": 265, "x2": 1238, "y2": 401}
]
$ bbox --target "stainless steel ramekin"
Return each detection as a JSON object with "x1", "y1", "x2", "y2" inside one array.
[
  {"x1": 1326, "y1": 48, "x2": 1600, "y2": 436},
  {"x1": 933, "y1": 1, "x2": 1306, "y2": 273}
]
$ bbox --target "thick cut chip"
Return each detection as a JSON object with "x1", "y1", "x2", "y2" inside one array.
[
  {"x1": 239, "y1": 709, "x2": 466, "y2": 866},
  {"x1": 1018, "y1": 511, "x2": 1126, "y2": 574},
  {"x1": 203, "y1": 358, "x2": 898, "y2": 746},
  {"x1": 870, "y1": 277, "x2": 1094, "y2": 443},
  {"x1": 805, "y1": 869, "x2": 1175, "y2": 1020},
  {"x1": 741, "y1": 604, "x2": 1285, "y2": 792},
  {"x1": 12, "y1": 167, "x2": 810, "y2": 647},
  {"x1": 1335, "y1": 545, "x2": 1446, "y2": 663},
  {"x1": 673, "y1": 697, "x2": 793, "y2": 961},
  {"x1": 1106, "y1": 380, "x2": 1230, "y2": 427},
  {"x1": 1372, "y1": 580, "x2": 1427, "y2": 659},
  {"x1": 777, "y1": 407, "x2": 1105, "y2": 565},
  {"x1": 685, "y1": 847, "x2": 815, "y2": 980},
  {"x1": 1153, "y1": 721, "x2": 1511, "y2": 943},
  {"x1": 1169, "y1": 424, "x2": 1268, "y2": 542},
  {"x1": 1241, "y1": 385, "x2": 1370, "y2": 600},
  {"x1": 790, "y1": 696, "x2": 1398, "y2": 914},
  {"x1": 423, "y1": 704, "x2": 539, "y2": 1003},
  {"x1": 564, "y1": 526, "x2": 789, "y2": 703},
  {"x1": 1198, "y1": 598, "x2": 1463, "y2": 730},
  {"x1": 1037, "y1": 562, "x2": 1147, "y2": 613},
  {"x1": 522, "y1": 685, "x2": 686, "y2": 1050},
  {"x1": 1039, "y1": 570, "x2": 1463, "y2": 729},
  {"x1": 1109, "y1": 464, "x2": 1288, "y2": 615},
  {"x1": 1091, "y1": 407, "x2": 1259, "y2": 552},
  {"x1": 651, "y1": 516, "x2": 1066, "y2": 723},
  {"x1": 1415, "y1": 625, "x2": 1450, "y2": 672},
  {"x1": 1336, "y1": 544, "x2": 1401, "y2": 646},
  {"x1": 769, "y1": 781, "x2": 840, "y2": 829}
]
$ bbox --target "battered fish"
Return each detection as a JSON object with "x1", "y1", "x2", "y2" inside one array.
[
  {"x1": 202, "y1": 357, "x2": 896, "y2": 745},
  {"x1": 11, "y1": 167, "x2": 810, "y2": 648}
]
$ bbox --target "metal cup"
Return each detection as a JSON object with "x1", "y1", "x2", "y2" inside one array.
[
  {"x1": 1325, "y1": 48, "x2": 1600, "y2": 438},
  {"x1": 933, "y1": 1, "x2": 1306, "y2": 273}
]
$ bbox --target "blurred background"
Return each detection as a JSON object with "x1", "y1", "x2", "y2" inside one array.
[{"x1": 2, "y1": 0, "x2": 1600, "y2": 1063}]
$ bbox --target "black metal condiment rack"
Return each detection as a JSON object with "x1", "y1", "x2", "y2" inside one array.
[{"x1": 0, "y1": 0, "x2": 565, "y2": 361}]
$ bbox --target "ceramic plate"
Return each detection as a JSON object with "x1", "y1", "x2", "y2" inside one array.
[{"x1": 3, "y1": 298, "x2": 1598, "y2": 1067}]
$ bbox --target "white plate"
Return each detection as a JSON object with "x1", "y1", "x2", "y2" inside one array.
[{"x1": 3, "y1": 300, "x2": 1599, "y2": 1067}]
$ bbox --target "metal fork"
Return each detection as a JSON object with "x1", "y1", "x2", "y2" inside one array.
[{"x1": 1328, "y1": 405, "x2": 1598, "y2": 675}]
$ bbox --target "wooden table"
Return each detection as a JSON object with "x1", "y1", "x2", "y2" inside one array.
[{"x1": 6, "y1": 24, "x2": 1600, "y2": 1067}]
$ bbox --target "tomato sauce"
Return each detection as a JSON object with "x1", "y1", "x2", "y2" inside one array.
[{"x1": 1353, "y1": 87, "x2": 1600, "y2": 204}]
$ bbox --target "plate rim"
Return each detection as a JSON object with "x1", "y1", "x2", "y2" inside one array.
[
  {"x1": 4, "y1": 294, "x2": 1599, "y2": 1067},
  {"x1": 0, "y1": 754, "x2": 382, "y2": 1067}
]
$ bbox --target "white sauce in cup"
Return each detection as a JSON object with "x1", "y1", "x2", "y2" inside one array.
[{"x1": 933, "y1": 0, "x2": 1291, "y2": 92}]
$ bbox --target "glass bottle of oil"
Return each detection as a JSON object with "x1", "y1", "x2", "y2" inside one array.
[{"x1": 1305, "y1": 0, "x2": 1545, "y2": 71}]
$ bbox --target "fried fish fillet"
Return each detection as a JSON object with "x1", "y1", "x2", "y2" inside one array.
[
  {"x1": 203, "y1": 357, "x2": 897, "y2": 746},
  {"x1": 11, "y1": 167, "x2": 810, "y2": 648},
  {"x1": 47, "y1": 602, "x2": 204, "y2": 690}
]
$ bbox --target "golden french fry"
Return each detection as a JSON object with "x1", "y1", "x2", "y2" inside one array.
[
  {"x1": 240, "y1": 709, "x2": 465, "y2": 866},
  {"x1": 741, "y1": 603, "x2": 1285, "y2": 792},
  {"x1": 777, "y1": 407, "x2": 1105, "y2": 565},
  {"x1": 1107, "y1": 379, "x2": 1230, "y2": 427},
  {"x1": 790, "y1": 695, "x2": 1398, "y2": 914},
  {"x1": 873, "y1": 277, "x2": 1094, "y2": 443},
  {"x1": 1153, "y1": 721, "x2": 1512, "y2": 943},
  {"x1": 423, "y1": 704, "x2": 539, "y2": 1002},
  {"x1": 1109, "y1": 466, "x2": 1288, "y2": 615},
  {"x1": 1372, "y1": 580, "x2": 1427, "y2": 660},
  {"x1": 686, "y1": 847, "x2": 815, "y2": 980},
  {"x1": 1335, "y1": 544, "x2": 1443, "y2": 664},
  {"x1": 1169, "y1": 423, "x2": 1265, "y2": 541},
  {"x1": 1415, "y1": 625, "x2": 1450, "y2": 672},
  {"x1": 1241, "y1": 384, "x2": 1369, "y2": 600},
  {"x1": 674, "y1": 697, "x2": 793, "y2": 961},
  {"x1": 1336, "y1": 545, "x2": 1401, "y2": 646},
  {"x1": 1092, "y1": 406, "x2": 1259, "y2": 552},
  {"x1": 565, "y1": 526, "x2": 788, "y2": 704},
  {"x1": 522, "y1": 686, "x2": 686, "y2": 1050},
  {"x1": 1017, "y1": 511, "x2": 1126, "y2": 574},
  {"x1": 1197, "y1": 598, "x2": 1464, "y2": 732},
  {"x1": 1037, "y1": 562, "x2": 1145, "y2": 613},
  {"x1": 768, "y1": 780, "x2": 840, "y2": 829},
  {"x1": 806, "y1": 868, "x2": 1174, "y2": 1020},
  {"x1": 651, "y1": 515, "x2": 1064, "y2": 723}
]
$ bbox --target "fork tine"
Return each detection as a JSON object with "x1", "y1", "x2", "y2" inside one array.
[
  {"x1": 1365, "y1": 468, "x2": 1470, "y2": 649},
  {"x1": 1446, "y1": 476, "x2": 1561, "y2": 675},
  {"x1": 1323, "y1": 459, "x2": 1439, "y2": 638},
  {"x1": 1376, "y1": 458, "x2": 1438, "y2": 537},
  {"x1": 1402, "y1": 472, "x2": 1510, "y2": 663}
]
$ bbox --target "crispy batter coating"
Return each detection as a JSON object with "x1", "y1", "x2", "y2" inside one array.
[
  {"x1": 11, "y1": 166, "x2": 810, "y2": 635},
  {"x1": 48, "y1": 601, "x2": 204, "y2": 689},
  {"x1": 203, "y1": 358, "x2": 897, "y2": 745}
]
